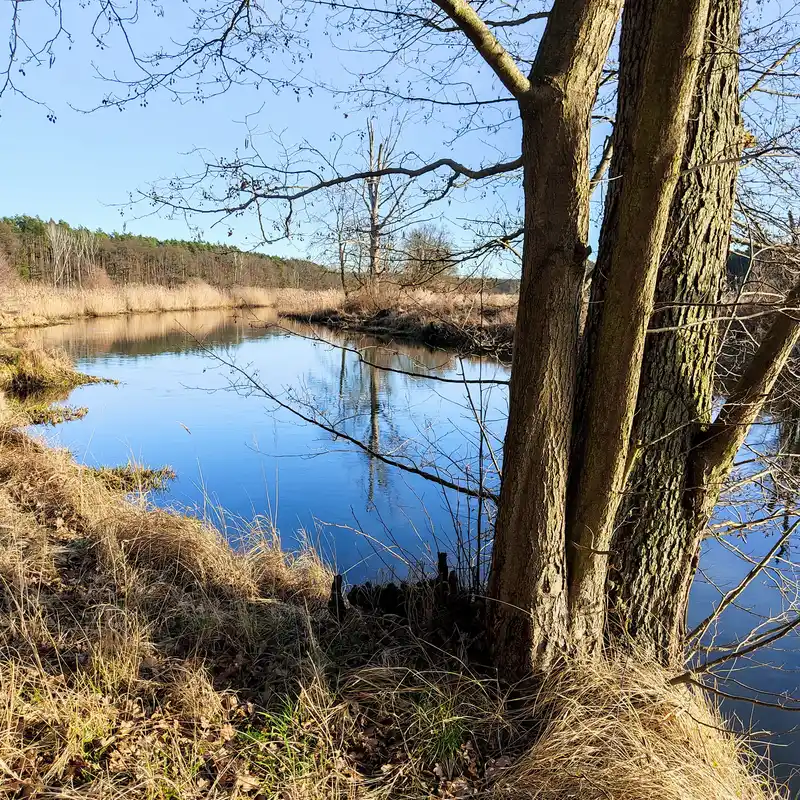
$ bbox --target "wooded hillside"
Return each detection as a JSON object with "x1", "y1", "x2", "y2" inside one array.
[{"x1": 0, "y1": 215, "x2": 338, "y2": 289}]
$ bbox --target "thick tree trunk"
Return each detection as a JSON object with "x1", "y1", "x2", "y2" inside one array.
[
  {"x1": 565, "y1": 0, "x2": 712, "y2": 652},
  {"x1": 487, "y1": 0, "x2": 622, "y2": 678},
  {"x1": 606, "y1": 0, "x2": 743, "y2": 662}
]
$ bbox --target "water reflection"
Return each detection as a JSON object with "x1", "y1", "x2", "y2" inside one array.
[
  {"x1": 30, "y1": 308, "x2": 505, "y2": 584},
  {"x1": 16, "y1": 307, "x2": 282, "y2": 358}
]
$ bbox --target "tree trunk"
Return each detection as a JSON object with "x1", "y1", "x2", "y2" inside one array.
[
  {"x1": 487, "y1": 0, "x2": 623, "y2": 679},
  {"x1": 606, "y1": 0, "x2": 743, "y2": 662},
  {"x1": 366, "y1": 121, "x2": 384, "y2": 287},
  {"x1": 565, "y1": 0, "x2": 712, "y2": 653},
  {"x1": 338, "y1": 242, "x2": 349, "y2": 296}
]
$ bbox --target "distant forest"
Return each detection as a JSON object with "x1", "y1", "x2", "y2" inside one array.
[{"x1": 0, "y1": 215, "x2": 338, "y2": 289}]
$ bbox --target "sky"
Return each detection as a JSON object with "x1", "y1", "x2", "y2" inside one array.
[
  {"x1": 0, "y1": 1, "x2": 529, "y2": 267},
  {"x1": 3, "y1": 1, "x2": 798, "y2": 272}
]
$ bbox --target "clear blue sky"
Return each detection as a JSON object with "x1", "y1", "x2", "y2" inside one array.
[
  {"x1": 0, "y1": 1, "x2": 587, "y2": 269},
  {"x1": 0, "y1": 3, "x2": 358, "y2": 257}
]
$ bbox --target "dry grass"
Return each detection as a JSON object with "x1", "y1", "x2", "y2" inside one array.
[
  {"x1": 276, "y1": 285, "x2": 516, "y2": 324},
  {"x1": 89, "y1": 463, "x2": 177, "y2": 493},
  {"x1": 282, "y1": 285, "x2": 517, "y2": 357},
  {"x1": 0, "y1": 426, "x2": 330, "y2": 603},
  {"x1": 0, "y1": 282, "x2": 276, "y2": 330},
  {"x1": 0, "y1": 340, "x2": 88, "y2": 395},
  {"x1": 0, "y1": 282, "x2": 517, "y2": 361},
  {"x1": 0, "y1": 422, "x2": 781, "y2": 800},
  {"x1": 498, "y1": 656, "x2": 781, "y2": 800},
  {"x1": 247, "y1": 520, "x2": 335, "y2": 601},
  {"x1": 0, "y1": 340, "x2": 110, "y2": 427},
  {"x1": 270, "y1": 287, "x2": 345, "y2": 315}
]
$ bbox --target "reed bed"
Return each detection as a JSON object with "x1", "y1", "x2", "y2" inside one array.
[
  {"x1": 0, "y1": 282, "x2": 517, "y2": 360},
  {"x1": 0, "y1": 283, "x2": 276, "y2": 329},
  {"x1": 285, "y1": 286, "x2": 518, "y2": 357}
]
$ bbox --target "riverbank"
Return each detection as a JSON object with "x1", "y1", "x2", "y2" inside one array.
[
  {"x1": 0, "y1": 283, "x2": 516, "y2": 357},
  {"x1": 0, "y1": 283, "x2": 279, "y2": 330},
  {"x1": 0, "y1": 344, "x2": 782, "y2": 799},
  {"x1": 0, "y1": 340, "x2": 117, "y2": 426},
  {"x1": 282, "y1": 289, "x2": 517, "y2": 359}
]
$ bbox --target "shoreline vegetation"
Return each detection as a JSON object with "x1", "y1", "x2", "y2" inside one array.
[
  {"x1": 0, "y1": 342, "x2": 784, "y2": 798},
  {"x1": 1, "y1": 282, "x2": 517, "y2": 358},
  {"x1": 0, "y1": 339, "x2": 117, "y2": 426},
  {"x1": 0, "y1": 283, "x2": 277, "y2": 331},
  {"x1": 285, "y1": 290, "x2": 516, "y2": 359}
]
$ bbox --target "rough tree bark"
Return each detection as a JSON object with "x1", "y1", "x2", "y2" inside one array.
[
  {"x1": 605, "y1": 0, "x2": 743, "y2": 661},
  {"x1": 565, "y1": 0, "x2": 713, "y2": 654},
  {"x1": 484, "y1": 0, "x2": 624, "y2": 676}
]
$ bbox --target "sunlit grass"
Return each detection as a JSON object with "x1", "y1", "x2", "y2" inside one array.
[{"x1": 0, "y1": 282, "x2": 277, "y2": 329}]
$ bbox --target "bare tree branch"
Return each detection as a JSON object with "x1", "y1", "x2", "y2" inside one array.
[
  {"x1": 686, "y1": 519, "x2": 800, "y2": 646},
  {"x1": 430, "y1": 0, "x2": 532, "y2": 98}
]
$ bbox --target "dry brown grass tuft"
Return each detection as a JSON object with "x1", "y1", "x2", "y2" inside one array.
[
  {"x1": 89, "y1": 462, "x2": 177, "y2": 493},
  {"x1": 101, "y1": 506, "x2": 259, "y2": 596},
  {"x1": 166, "y1": 661, "x2": 227, "y2": 724},
  {"x1": 0, "y1": 339, "x2": 90, "y2": 396},
  {"x1": 0, "y1": 489, "x2": 56, "y2": 594},
  {"x1": 245, "y1": 520, "x2": 332, "y2": 602},
  {"x1": 0, "y1": 426, "x2": 258, "y2": 598},
  {"x1": 497, "y1": 655, "x2": 782, "y2": 800}
]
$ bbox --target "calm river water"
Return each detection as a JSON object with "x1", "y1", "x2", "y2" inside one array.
[{"x1": 18, "y1": 308, "x2": 800, "y2": 792}]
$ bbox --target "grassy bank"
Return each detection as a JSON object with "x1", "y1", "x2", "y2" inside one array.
[
  {"x1": 0, "y1": 283, "x2": 515, "y2": 359},
  {"x1": 0, "y1": 283, "x2": 278, "y2": 330},
  {"x1": 0, "y1": 340, "x2": 115, "y2": 426},
  {"x1": 282, "y1": 288, "x2": 517, "y2": 358},
  {"x1": 0, "y1": 345, "x2": 782, "y2": 798}
]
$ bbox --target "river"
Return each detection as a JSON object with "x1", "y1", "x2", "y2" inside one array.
[{"x1": 17, "y1": 307, "x2": 800, "y2": 792}]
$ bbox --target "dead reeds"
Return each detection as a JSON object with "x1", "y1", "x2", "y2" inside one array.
[{"x1": 0, "y1": 282, "x2": 277, "y2": 330}]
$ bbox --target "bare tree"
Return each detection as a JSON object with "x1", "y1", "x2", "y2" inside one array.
[
  {"x1": 312, "y1": 184, "x2": 361, "y2": 296},
  {"x1": 46, "y1": 220, "x2": 77, "y2": 288},
  {"x1": 397, "y1": 225, "x2": 455, "y2": 286}
]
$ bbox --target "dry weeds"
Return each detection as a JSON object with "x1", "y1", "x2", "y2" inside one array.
[
  {"x1": 284, "y1": 286, "x2": 517, "y2": 357},
  {"x1": 0, "y1": 340, "x2": 95, "y2": 395},
  {"x1": 0, "y1": 283, "x2": 276, "y2": 330},
  {"x1": 497, "y1": 656, "x2": 781, "y2": 800},
  {"x1": 0, "y1": 423, "x2": 782, "y2": 799},
  {"x1": 1, "y1": 282, "x2": 517, "y2": 360},
  {"x1": 0, "y1": 341, "x2": 112, "y2": 426}
]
